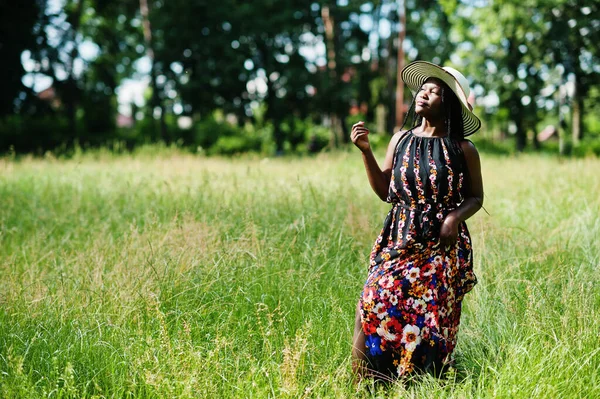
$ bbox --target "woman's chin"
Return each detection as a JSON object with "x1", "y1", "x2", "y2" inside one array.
[{"x1": 415, "y1": 107, "x2": 428, "y2": 117}]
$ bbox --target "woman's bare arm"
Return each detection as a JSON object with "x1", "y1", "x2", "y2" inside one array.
[
  {"x1": 351, "y1": 121, "x2": 406, "y2": 201},
  {"x1": 439, "y1": 140, "x2": 484, "y2": 245}
]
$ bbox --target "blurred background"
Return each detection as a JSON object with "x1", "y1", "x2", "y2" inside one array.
[{"x1": 1, "y1": 0, "x2": 599, "y2": 156}]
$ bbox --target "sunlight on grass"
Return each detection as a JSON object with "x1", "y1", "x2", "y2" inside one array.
[{"x1": 1, "y1": 152, "x2": 599, "y2": 398}]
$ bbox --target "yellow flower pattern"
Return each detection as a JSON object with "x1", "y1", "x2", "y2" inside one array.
[{"x1": 360, "y1": 130, "x2": 477, "y2": 379}]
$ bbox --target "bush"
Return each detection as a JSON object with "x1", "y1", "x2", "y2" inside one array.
[
  {"x1": 0, "y1": 115, "x2": 71, "y2": 154},
  {"x1": 194, "y1": 117, "x2": 242, "y2": 150},
  {"x1": 305, "y1": 125, "x2": 330, "y2": 153},
  {"x1": 572, "y1": 138, "x2": 600, "y2": 157},
  {"x1": 469, "y1": 136, "x2": 514, "y2": 155},
  {"x1": 207, "y1": 123, "x2": 271, "y2": 156}
]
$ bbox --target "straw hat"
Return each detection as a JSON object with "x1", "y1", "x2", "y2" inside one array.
[{"x1": 401, "y1": 61, "x2": 481, "y2": 136}]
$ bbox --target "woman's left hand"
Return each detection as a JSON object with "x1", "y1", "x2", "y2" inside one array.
[{"x1": 439, "y1": 214, "x2": 459, "y2": 247}]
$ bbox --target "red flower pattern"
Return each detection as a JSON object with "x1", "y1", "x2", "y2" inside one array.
[{"x1": 359, "y1": 131, "x2": 477, "y2": 377}]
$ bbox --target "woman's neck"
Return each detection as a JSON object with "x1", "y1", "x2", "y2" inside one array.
[{"x1": 414, "y1": 118, "x2": 446, "y2": 137}]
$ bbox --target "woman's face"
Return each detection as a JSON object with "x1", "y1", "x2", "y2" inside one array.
[{"x1": 415, "y1": 78, "x2": 444, "y2": 119}]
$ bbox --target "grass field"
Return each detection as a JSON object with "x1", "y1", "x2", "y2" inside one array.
[{"x1": 1, "y1": 150, "x2": 599, "y2": 398}]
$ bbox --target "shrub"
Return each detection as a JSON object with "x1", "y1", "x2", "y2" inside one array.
[
  {"x1": 305, "y1": 125, "x2": 330, "y2": 153},
  {"x1": 0, "y1": 115, "x2": 71, "y2": 154},
  {"x1": 194, "y1": 117, "x2": 241, "y2": 150},
  {"x1": 572, "y1": 138, "x2": 600, "y2": 157}
]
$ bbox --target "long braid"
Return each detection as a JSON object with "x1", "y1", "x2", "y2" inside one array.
[
  {"x1": 441, "y1": 84, "x2": 476, "y2": 204},
  {"x1": 399, "y1": 94, "x2": 417, "y2": 132},
  {"x1": 398, "y1": 91, "x2": 423, "y2": 133},
  {"x1": 402, "y1": 81, "x2": 464, "y2": 141}
]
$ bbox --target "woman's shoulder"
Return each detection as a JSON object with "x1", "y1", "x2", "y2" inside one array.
[
  {"x1": 458, "y1": 139, "x2": 480, "y2": 162},
  {"x1": 390, "y1": 129, "x2": 412, "y2": 145},
  {"x1": 458, "y1": 138, "x2": 477, "y2": 150}
]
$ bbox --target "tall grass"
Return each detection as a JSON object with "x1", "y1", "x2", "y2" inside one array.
[{"x1": 0, "y1": 151, "x2": 599, "y2": 398}]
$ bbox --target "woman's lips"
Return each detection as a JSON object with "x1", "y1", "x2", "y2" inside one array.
[{"x1": 416, "y1": 101, "x2": 428, "y2": 107}]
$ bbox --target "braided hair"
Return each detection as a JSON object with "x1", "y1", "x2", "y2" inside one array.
[
  {"x1": 399, "y1": 79, "x2": 465, "y2": 142},
  {"x1": 399, "y1": 79, "x2": 469, "y2": 189}
]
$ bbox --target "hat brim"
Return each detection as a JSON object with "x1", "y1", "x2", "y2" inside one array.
[{"x1": 401, "y1": 61, "x2": 481, "y2": 136}]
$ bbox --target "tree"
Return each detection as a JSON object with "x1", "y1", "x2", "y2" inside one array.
[
  {"x1": 81, "y1": 0, "x2": 142, "y2": 141},
  {"x1": 0, "y1": 0, "x2": 43, "y2": 116},
  {"x1": 545, "y1": 1, "x2": 600, "y2": 146},
  {"x1": 444, "y1": 0, "x2": 554, "y2": 151}
]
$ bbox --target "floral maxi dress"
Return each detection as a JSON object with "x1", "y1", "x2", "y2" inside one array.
[{"x1": 359, "y1": 130, "x2": 477, "y2": 378}]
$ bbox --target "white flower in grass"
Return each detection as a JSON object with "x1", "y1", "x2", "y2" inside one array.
[
  {"x1": 401, "y1": 324, "x2": 421, "y2": 352},
  {"x1": 376, "y1": 319, "x2": 397, "y2": 341}
]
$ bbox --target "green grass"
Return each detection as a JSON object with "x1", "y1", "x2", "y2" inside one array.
[{"x1": 0, "y1": 150, "x2": 599, "y2": 398}]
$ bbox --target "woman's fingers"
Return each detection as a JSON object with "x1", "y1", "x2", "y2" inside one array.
[
  {"x1": 352, "y1": 122, "x2": 367, "y2": 133},
  {"x1": 351, "y1": 128, "x2": 368, "y2": 137},
  {"x1": 440, "y1": 233, "x2": 457, "y2": 247},
  {"x1": 353, "y1": 128, "x2": 369, "y2": 136}
]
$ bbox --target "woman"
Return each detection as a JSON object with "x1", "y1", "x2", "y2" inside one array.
[{"x1": 350, "y1": 61, "x2": 484, "y2": 380}]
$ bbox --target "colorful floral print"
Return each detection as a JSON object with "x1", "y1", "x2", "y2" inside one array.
[{"x1": 359, "y1": 131, "x2": 477, "y2": 378}]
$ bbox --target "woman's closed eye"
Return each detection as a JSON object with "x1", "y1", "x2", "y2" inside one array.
[{"x1": 419, "y1": 85, "x2": 441, "y2": 95}]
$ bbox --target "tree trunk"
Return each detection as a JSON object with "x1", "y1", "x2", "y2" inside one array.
[
  {"x1": 264, "y1": 72, "x2": 284, "y2": 155},
  {"x1": 65, "y1": 0, "x2": 84, "y2": 142},
  {"x1": 394, "y1": 0, "x2": 406, "y2": 131},
  {"x1": 515, "y1": 123, "x2": 526, "y2": 152},
  {"x1": 532, "y1": 128, "x2": 541, "y2": 150},
  {"x1": 386, "y1": 34, "x2": 396, "y2": 134},
  {"x1": 322, "y1": 5, "x2": 344, "y2": 147},
  {"x1": 571, "y1": 76, "x2": 583, "y2": 146},
  {"x1": 140, "y1": 0, "x2": 167, "y2": 142},
  {"x1": 512, "y1": 104, "x2": 526, "y2": 152}
]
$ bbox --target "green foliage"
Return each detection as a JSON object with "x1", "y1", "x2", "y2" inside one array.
[
  {"x1": 192, "y1": 118, "x2": 242, "y2": 150},
  {"x1": 0, "y1": 0, "x2": 40, "y2": 116},
  {"x1": 304, "y1": 125, "x2": 331, "y2": 153},
  {"x1": 572, "y1": 138, "x2": 600, "y2": 157},
  {"x1": 2, "y1": 0, "x2": 600, "y2": 156},
  {"x1": 209, "y1": 127, "x2": 267, "y2": 156},
  {"x1": 0, "y1": 115, "x2": 71, "y2": 153}
]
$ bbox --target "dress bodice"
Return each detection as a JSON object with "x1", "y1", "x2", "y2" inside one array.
[
  {"x1": 381, "y1": 130, "x2": 469, "y2": 246},
  {"x1": 388, "y1": 131, "x2": 467, "y2": 210}
]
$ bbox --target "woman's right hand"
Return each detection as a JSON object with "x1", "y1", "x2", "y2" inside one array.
[{"x1": 351, "y1": 121, "x2": 371, "y2": 153}]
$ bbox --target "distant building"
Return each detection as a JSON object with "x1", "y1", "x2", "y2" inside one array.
[
  {"x1": 116, "y1": 113, "x2": 134, "y2": 128},
  {"x1": 37, "y1": 86, "x2": 61, "y2": 109}
]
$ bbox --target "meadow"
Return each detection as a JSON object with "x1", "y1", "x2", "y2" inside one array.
[{"x1": 0, "y1": 149, "x2": 599, "y2": 398}]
